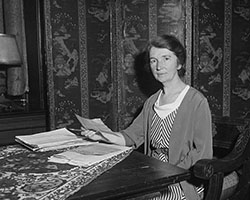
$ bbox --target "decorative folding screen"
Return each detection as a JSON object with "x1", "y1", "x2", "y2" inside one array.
[
  {"x1": 193, "y1": 0, "x2": 250, "y2": 122},
  {"x1": 44, "y1": 0, "x2": 191, "y2": 130}
]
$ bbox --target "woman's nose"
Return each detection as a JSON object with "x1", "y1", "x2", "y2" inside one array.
[{"x1": 156, "y1": 61, "x2": 163, "y2": 71}]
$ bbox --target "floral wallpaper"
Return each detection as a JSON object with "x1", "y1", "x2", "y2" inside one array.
[
  {"x1": 85, "y1": 0, "x2": 114, "y2": 127},
  {"x1": 45, "y1": 0, "x2": 81, "y2": 129},
  {"x1": 118, "y1": 0, "x2": 150, "y2": 129},
  {"x1": 45, "y1": 0, "x2": 189, "y2": 130},
  {"x1": 46, "y1": 0, "x2": 250, "y2": 129},
  {"x1": 193, "y1": 0, "x2": 224, "y2": 117},
  {"x1": 117, "y1": 0, "x2": 187, "y2": 129},
  {"x1": 231, "y1": 0, "x2": 250, "y2": 119},
  {"x1": 193, "y1": 0, "x2": 250, "y2": 122}
]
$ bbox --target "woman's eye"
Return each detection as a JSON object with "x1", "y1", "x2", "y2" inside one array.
[{"x1": 150, "y1": 59, "x2": 157, "y2": 65}]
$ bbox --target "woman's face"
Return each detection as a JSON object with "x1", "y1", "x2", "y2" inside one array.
[{"x1": 149, "y1": 46, "x2": 181, "y2": 85}]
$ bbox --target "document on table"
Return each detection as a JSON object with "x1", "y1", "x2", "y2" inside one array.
[
  {"x1": 15, "y1": 128, "x2": 94, "y2": 152},
  {"x1": 48, "y1": 143, "x2": 132, "y2": 166}
]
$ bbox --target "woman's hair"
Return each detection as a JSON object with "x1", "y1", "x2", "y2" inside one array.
[{"x1": 144, "y1": 34, "x2": 186, "y2": 77}]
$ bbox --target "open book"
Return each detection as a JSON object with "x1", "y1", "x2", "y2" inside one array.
[{"x1": 15, "y1": 128, "x2": 94, "y2": 152}]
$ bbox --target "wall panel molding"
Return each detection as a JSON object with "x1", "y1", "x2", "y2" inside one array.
[
  {"x1": 223, "y1": 0, "x2": 232, "y2": 117},
  {"x1": 44, "y1": 0, "x2": 55, "y2": 129},
  {"x1": 78, "y1": 0, "x2": 89, "y2": 118}
]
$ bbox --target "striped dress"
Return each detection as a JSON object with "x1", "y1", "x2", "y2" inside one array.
[{"x1": 149, "y1": 86, "x2": 203, "y2": 200}]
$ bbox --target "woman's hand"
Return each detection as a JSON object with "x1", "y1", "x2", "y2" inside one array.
[
  {"x1": 81, "y1": 129, "x2": 110, "y2": 142},
  {"x1": 81, "y1": 129, "x2": 126, "y2": 146}
]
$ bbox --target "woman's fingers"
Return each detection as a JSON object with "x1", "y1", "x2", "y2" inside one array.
[
  {"x1": 82, "y1": 129, "x2": 95, "y2": 137},
  {"x1": 81, "y1": 129, "x2": 103, "y2": 141}
]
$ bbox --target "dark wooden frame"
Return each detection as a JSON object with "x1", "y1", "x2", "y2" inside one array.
[
  {"x1": 0, "y1": 0, "x2": 47, "y2": 145},
  {"x1": 23, "y1": 0, "x2": 46, "y2": 111}
]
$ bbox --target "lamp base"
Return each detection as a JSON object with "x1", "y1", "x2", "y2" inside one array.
[{"x1": 0, "y1": 93, "x2": 27, "y2": 113}]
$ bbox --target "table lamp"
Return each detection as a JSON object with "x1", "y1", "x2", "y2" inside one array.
[
  {"x1": 0, "y1": 33, "x2": 22, "y2": 66},
  {"x1": 0, "y1": 33, "x2": 22, "y2": 107}
]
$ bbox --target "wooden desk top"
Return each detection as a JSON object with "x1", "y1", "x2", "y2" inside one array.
[{"x1": 68, "y1": 151, "x2": 191, "y2": 200}]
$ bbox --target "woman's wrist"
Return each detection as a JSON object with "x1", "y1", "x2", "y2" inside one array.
[{"x1": 105, "y1": 132, "x2": 126, "y2": 146}]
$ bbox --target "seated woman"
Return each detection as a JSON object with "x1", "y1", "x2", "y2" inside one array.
[{"x1": 84, "y1": 34, "x2": 213, "y2": 200}]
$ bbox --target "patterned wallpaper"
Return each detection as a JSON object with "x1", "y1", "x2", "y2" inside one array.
[
  {"x1": 45, "y1": 0, "x2": 82, "y2": 129},
  {"x1": 117, "y1": 0, "x2": 190, "y2": 129},
  {"x1": 231, "y1": 0, "x2": 250, "y2": 120},
  {"x1": 44, "y1": 0, "x2": 190, "y2": 130},
  {"x1": 193, "y1": 0, "x2": 225, "y2": 117},
  {"x1": 85, "y1": 0, "x2": 114, "y2": 128},
  {"x1": 193, "y1": 0, "x2": 250, "y2": 122}
]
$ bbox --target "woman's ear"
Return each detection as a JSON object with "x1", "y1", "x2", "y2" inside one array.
[{"x1": 177, "y1": 64, "x2": 182, "y2": 70}]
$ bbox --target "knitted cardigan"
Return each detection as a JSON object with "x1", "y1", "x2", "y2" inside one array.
[{"x1": 121, "y1": 86, "x2": 213, "y2": 200}]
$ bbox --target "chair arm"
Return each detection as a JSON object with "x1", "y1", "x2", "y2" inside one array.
[
  {"x1": 194, "y1": 124, "x2": 250, "y2": 180},
  {"x1": 193, "y1": 156, "x2": 243, "y2": 180}
]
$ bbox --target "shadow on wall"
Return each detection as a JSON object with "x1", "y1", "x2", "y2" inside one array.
[{"x1": 134, "y1": 51, "x2": 162, "y2": 98}]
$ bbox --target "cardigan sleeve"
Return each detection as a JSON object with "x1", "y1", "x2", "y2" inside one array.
[
  {"x1": 120, "y1": 112, "x2": 145, "y2": 148},
  {"x1": 177, "y1": 98, "x2": 213, "y2": 169},
  {"x1": 120, "y1": 94, "x2": 156, "y2": 148}
]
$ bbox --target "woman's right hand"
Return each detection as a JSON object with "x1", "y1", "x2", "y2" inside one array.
[
  {"x1": 81, "y1": 129, "x2": 126, "y2": 146},
  {"x1": 81, "y1": 129, "x2": 110, "y2": 143}
]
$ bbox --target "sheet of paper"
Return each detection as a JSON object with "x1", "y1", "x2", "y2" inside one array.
[
  {"x1": 71, "y1": 143, "x2": 121, "y2": 155},
  {"x1": 75, "y1": 114, "x2": 116, "y2": 135},
  {"x1": 37, "y1": 140, "x2": 97, "y2": 152},
  {"x1": 48, "y1": 143, "x2": 132, "y2": 166}
]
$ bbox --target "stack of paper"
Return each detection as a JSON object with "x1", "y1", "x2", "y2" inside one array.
[
  {"x1": 48, "y1": 143, "x2": 132, "y2": 166},
  {"x1": 15, "y1": 128, "x2": 94, "y2": 152}
]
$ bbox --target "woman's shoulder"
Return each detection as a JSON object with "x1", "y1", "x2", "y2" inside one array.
[
  {"x1": 181, "y1": 86, "x2": 211, "y2": 112},
  {"x1": 186, "y1": 86, "x2": 208, "y2": 102},
  {"x1": 146, "y1": 89, "x2": 161, "y2": 101},
  {"x1": 141, "y1": 90, "x2": 161, "y2": 108}
]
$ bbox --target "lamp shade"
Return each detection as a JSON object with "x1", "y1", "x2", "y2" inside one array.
[{"x1": 0, "y1": 33, "x2": 22, "y2": 65}]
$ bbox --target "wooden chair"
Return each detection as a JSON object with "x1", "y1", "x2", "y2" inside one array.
[{"x1": 192, "y1": 122, "x2": 250, "y2": 200}]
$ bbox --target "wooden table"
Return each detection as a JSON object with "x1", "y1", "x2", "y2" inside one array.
[{"x1": 68, "y1": 151, "x2": 191, "y2": 200}]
